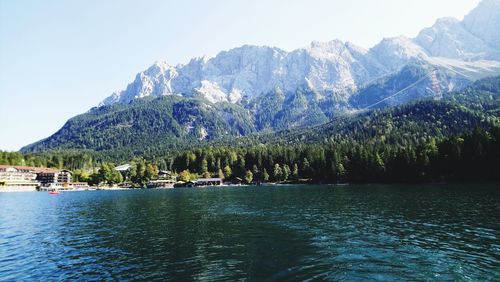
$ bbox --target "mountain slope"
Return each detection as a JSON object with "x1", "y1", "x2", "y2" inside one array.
[
  {"x1": 267, "y1": 76, "x2": 500, "y2": 146},
  {"x1": 347, "y1": 62, "x2": 487, "y2": 109},
  {"x1": 21, "y1": 76, "x2": 500, "y2": 160},
  {"x1": 22, "y1": 96, "x2": 255, "y2": 153},
  {"x1": 274, "y1": 100, "x2": 499, "y2": 146}
]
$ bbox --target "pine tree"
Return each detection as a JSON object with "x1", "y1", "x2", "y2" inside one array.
[
  {"x1": 273, "y1": 164, "x2": 282, "y2": 182},
  {"x1": 282, "y1": 164, "x2": 290, "y2": 181},
  {"x1": 223, "y1": 165, "x2": 232, "y2": 179},
  {"x1": 263, "y1": 168, "x2": 269, "y2": 182},
  {"x1": 244, "y1": 170, "x2": 253, "y2": 184},
  {"x1": 292, "y1": 163, "x2": 299, "y2": 180}
]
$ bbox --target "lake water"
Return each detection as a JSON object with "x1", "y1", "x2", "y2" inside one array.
[{"x1": 0, "y1": 184, "x2": 499, "y2": 281}]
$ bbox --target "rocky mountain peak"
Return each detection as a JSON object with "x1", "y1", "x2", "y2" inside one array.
[
  {"x1": 99, "y1": 1, "x2": 500, "y2": 107},
  {"x1": 463, "y1": 0, "x2": 500, "y2": 48},
  {"x1": 414, "y1": 15, "x2": 495, "y2": 59}
]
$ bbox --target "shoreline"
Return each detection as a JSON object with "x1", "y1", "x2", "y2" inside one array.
[
  {"x1": 1, "y1": 181, "x2": 497, "y2": 193},
  {"x1": 0, "y1": 186, "x2": 38, "y2": 193}
]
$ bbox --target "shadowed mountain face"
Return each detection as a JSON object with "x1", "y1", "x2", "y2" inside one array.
[{"x1": 21, "y1": 1, "x2": 500, "y2": 155}]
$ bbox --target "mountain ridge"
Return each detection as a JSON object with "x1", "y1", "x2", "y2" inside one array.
[{"x1": 99, "y1": 0, "x2": 500, "y2": 108}]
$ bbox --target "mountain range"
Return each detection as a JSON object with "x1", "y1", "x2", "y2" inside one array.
[
  {"x1": 100, "y1": 0, "x2": 500, "y2": 107},
  {"x1": 21, "y1": 0, "x2": 500, "y2": 155}
]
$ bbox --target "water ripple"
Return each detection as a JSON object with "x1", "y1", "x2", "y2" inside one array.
[{"x1": 0, "y1": 184, "x2": 499, "y2": 281}]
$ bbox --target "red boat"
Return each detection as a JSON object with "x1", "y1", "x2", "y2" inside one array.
[{"x1": 48, "y1": 191, "x2": 60, "y2": 195}]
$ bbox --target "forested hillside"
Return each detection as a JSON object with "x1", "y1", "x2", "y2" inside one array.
[
  {"x1": 21, "y1": 95, "x2": 255, "y2": 153},
  {"x1": 22, "y1": 76, "x2": 500, "y2": 156},
  {"x1": 7, "y1": 76, "x2": 499, "y2": 183}
]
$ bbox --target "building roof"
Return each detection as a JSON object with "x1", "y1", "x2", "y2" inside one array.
[
  {"x1": 115, "y1": 164, "x2": 131, "y2": 171},
  {"x1": 196, "y1": 178, "x2": 223, "y2": 182},
  {"x1": 148, "y1": 180, "x2": 175, "y2": 183},
  {"x1": 0, "y1": 165, "x2": 60, "y2": 174},
  {"x1": 36, "y1": 168, "x2": 61, "y2": 174}
]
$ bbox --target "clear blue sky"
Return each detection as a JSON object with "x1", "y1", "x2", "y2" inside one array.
[{"x1": 0, "y1": 0, "x2": 480, "y2": 151}]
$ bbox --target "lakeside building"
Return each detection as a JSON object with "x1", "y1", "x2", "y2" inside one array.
[
  {"x1": 36, "y1": 169, "x2": 72, "y2": 186},
  {"x1": 232, "y1": 177, "x2": 243, "y2": 185},
  {"x1": 115, "y1": 164, "x2": 132, "y2": 183},
  {"x1": 115, "y1": 164, "x2": 131, "y2": 172},
  {"x1": 0, "y1": 165, "x2": 89, "y2": 192},
  {"x1": 146, "y1": 171, "x2": 177, "y2": 188},
  {"x1": 159, "y1": 170, "x2": 175, "y2": 180},
  {"x1": 0, "y1": 165, "x2": 40, "y2": 190},
  {"x1": 147, "y1": 179, "x2": 175, "y2": 188},
  {"x1": 58, "y1": 170, "x2": 72, "y2": 183},
  {"x1": 39, "y1": 182, "x2": 90, "y2": 191},
  {"x1": 173, "y1": 178, "x2": 224, "y2": 188},
  {"x1": 195, "y1": 178, "x2": 223, "y2": 186}
]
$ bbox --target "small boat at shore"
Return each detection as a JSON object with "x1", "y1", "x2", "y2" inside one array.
[{"x1": 48, "y1": 190, "x2": 60, "y2": 195}]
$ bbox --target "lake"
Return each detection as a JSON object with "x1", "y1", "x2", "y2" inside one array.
[{"x1": 0, "y1": 184, "x2": 498, "y2": 281}]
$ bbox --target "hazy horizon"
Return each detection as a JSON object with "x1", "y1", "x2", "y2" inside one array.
[{"x1": 0, "y1": 0, "x2": 480, "y2": 151}]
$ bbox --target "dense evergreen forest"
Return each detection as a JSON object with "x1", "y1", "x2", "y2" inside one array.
[
  {"x1": 2, "y1": 76, "x2": 499, "y2": 184},
  {"x1": 2, "y1": 126, "x2": 499, "y2": 184}
]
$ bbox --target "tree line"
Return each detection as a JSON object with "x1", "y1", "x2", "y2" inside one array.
[
  {"x1": 3, "y1": 127, "x2": 498, "y2": 184},
  {"x1": 164, "y1": 127, "x2": 500, "y2": 183}
]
